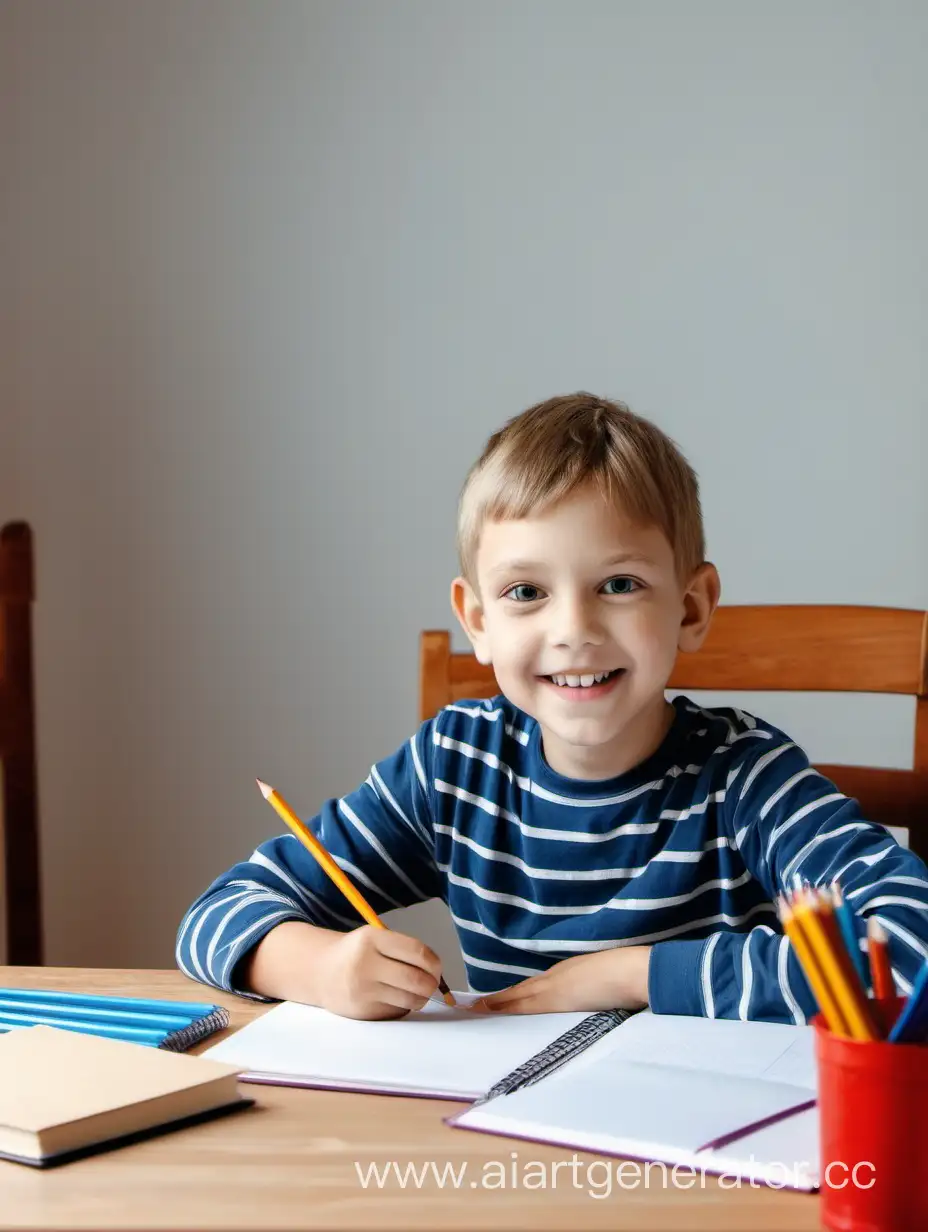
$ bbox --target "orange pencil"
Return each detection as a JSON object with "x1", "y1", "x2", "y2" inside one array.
[
  {"x1": 867, "y1": 917, "x2": 895, "y2": 1001},
  {"x1": 256, "y1": 778, "x2": 456, "y2": 1007}
]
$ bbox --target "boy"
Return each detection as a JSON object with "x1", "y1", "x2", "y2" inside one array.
[{"x1": 176, "y1": 393, "x2": 928, "y2": 1023}]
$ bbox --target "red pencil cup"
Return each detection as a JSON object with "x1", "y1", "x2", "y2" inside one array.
[{"x1": 815, "y1": 998, "x2": 928, "y2": 1232}]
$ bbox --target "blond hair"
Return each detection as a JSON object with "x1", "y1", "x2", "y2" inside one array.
[{"x1": 457, "y1": 392, "x2": 705, "y2": 584}]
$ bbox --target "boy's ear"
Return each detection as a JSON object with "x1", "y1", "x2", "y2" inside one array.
[
  {"x1": 677, "y1": 562, "x2": 721, "y2": 654},
  {"x1": 450, "y1": 576, "x2": 492, "y2": 665}
]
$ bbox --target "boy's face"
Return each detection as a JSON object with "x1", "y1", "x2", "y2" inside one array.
[{"x1": 452, "y1": 483, "x2": 720, "y2": 780}]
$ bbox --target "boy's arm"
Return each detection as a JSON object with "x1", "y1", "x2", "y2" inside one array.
[
  {"x1": 175, "y1": 721, "x2": 442, "y2": 1000},
  {"x1": 648, "y1": 740, "x2": 928, "y2": 1022}
]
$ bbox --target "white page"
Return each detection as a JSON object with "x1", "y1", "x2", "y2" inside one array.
[
  {"x1": 574, "y1": 1010, "x2": 816, "y2": 1089},
  {"x1": 203, "y1": 994, "x2": 593, "y2": 1099},
  {"x1": 705, "y1": 1105, "x2": 820, "y2": 1191},
  {"x1": 454, "y1": 1059, "x2": 814, "y2": 1171}
]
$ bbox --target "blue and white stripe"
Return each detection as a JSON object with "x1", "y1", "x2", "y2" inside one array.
[{"x1": 176, "y1": 694, "x2": 928, "y2": 1023}]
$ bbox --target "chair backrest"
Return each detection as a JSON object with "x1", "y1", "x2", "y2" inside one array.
[
  {"x1": 0, "y1": 522, "x2": 43, "y2": 963},
  {"x1": 420, "y1": 606, "x2": 928, "y2": 860}
]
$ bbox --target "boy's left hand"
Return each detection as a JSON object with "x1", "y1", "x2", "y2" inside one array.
[{"x1": 473, "y1": 946, "x2": 652, "y2": 1015}]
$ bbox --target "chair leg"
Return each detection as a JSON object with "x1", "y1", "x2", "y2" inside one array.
[{"x1": 2, "y1": 751, "x2": 43, "y2": 965}]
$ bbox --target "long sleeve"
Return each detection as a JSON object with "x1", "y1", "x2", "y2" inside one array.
[
  {"x1": 175, "y1": 720, "x2": 443, "y2": 998},
  {"x1": 649, "y1": 738, "x2": 928, "y2": 1023}
]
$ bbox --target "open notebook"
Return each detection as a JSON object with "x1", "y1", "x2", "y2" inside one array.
[
  {"x1": 202, "y1": 992, "x2": 632, "y2": 1101},
  {"x1": 449, "y1": 1010, "x2": 820, "y2": 1191}
]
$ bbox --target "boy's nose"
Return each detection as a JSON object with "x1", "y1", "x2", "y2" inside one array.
[{"x1": 548, "y1": 595, "x2": 605, "y2": 648}]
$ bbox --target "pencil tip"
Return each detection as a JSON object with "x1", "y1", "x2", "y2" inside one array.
[{"x1": 255, "y1": 778, "x2": 272, "y2": 798}]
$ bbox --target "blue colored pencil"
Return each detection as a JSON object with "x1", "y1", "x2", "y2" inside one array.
[
  {"x1": 831, "y1": 883, "x2": 869, "y2": 989},
  {"x1": 888, "y1": 958, "x2": 928, "y2": 1043}
]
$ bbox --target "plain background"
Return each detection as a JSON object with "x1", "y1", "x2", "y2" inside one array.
[{"x1": 3, "y1": 1, "x2": 926, "y2": 983}]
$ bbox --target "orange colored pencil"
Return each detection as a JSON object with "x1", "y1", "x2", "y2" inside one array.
[
  {"x1": 867, "y1": 917, "x2": 895, "y2": 1001},
  {"x1": 256, "y1": 778, "x2": 456, "y2": 1007}
]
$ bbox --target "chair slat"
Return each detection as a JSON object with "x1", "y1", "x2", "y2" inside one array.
[
  {"x1": 0, "y1": 523, "x2": 34, "y2": 602},
  {"x1": 668, "y1": 606, "x2": 928, "y2": 695},
  {"x1": 817, "y1": 764, "x2": 928, "y2": 831}
]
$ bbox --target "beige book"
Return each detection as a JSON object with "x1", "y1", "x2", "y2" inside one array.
[{"x1": 0, "y1": 1025, "x2": 249, "y2": 1167}]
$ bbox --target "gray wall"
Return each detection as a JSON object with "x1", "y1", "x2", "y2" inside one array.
[{"x1": 3, "y1": 1, "x2": 925, "y2": 984}]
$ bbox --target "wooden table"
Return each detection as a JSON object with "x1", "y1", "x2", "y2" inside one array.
[{"x1": 0, "y1": 968, "x2": 823, "y2": 1230}]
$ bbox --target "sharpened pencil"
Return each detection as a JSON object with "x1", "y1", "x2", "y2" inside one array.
[
  {"x1": 793, "y1": 888, "x2": 877, "y2": 1041},
  {"x1": 256, "y1": 778, "x2": 457, "y2": 1008},
  {"x1": 867, "y1": 917, "x2": 895, "y2": 1001}
]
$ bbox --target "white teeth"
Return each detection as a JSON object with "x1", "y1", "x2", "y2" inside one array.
[{"x1": 548, "y1": 669, "x2": 617, "y2": 688}]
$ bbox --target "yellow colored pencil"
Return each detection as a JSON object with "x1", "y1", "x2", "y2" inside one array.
[
  {"x1": 793, "y1": 890, "x2": 877, "y2": 1041},
  {"x1": 256, "y1": 778, "x2": 456, "y2": 1007},
  {"x1": 779, "y1": 896, "x2": 850, "y2": 1037},
  {"x1": 817, "y1": 888, "x2": 881, "y2": 1037}
]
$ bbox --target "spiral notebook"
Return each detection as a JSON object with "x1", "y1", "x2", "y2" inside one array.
[
  {"x1": 0, "y1": 989, "x2": 230, "y2": 1052},
  {"x1": 202, "y1": 992, "x2": 632, "y2": 1101},
  {"x1": 449, "y1": 1011, "x2": 820, "y2": 1191}
]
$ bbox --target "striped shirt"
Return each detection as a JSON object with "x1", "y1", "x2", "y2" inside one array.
[{"x1": 176, "y1": 694, "x2": 928, "y2": 1023}]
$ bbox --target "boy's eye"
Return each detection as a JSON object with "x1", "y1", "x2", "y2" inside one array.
[
  {"x1": 503, "y1": 583, "x2": 543, "y2": 603},
  {"x1": 602, "y1": 576, "x2": 640, "y2": 595}
]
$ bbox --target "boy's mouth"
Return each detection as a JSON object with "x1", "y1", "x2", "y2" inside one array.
[{"x1": 540, "y1": 668, "x2": 624, "y2": 690}]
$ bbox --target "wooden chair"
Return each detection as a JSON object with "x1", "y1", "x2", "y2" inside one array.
[
  {"x1": 0, "y1": 523, "x2": 43, "y2": 963},
  {"x1": 420, "y1": 607, "x2": 928, "y2": 861}
]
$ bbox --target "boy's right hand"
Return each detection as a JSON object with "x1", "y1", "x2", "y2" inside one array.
[
  {"x1": 316, "y1": 925, "x2": 444, "y2": 1020},
  {"x1": 240, "y1": 918, "x2": 444, "y2": 1019}
]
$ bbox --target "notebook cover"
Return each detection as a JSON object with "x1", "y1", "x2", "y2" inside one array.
[{"x1": 0, "y1": 1098, "x2": 255, "y2": 1169}]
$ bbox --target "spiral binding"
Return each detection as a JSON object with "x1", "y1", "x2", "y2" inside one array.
[
  {"x1": 476, "y1": 1008, "x2": 633, "y2": 1106},
  {"x1": 161, "y1": 1007, "x2": 231, "y2": 1052}
]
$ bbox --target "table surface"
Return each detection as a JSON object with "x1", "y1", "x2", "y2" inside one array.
[{"x1": 0, "y1": 968, "x2": 823, "y2": 1230}]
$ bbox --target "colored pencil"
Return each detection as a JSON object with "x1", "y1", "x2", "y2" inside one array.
[
  {"x1": 817, "y1": 887, "x2": 880, "y2": 1028},
  {"x1": 779, "y1": 895, "x2": 850, "y2": 1036},
  {"x1": 888, "y1": 957, "x2": 928, "y2": 1043},
  {"x1": 867, "y1": 917, "x2": 895, "y2": 1001},
  {"x1": 792, "y1": 889, "x2": 877, "y2": 1041},
  {"x1": 256, "y1": 778, "x2": 457, "y2": 1007},
  {"x1": 831, "y1": 882, "x2": 869, "y2": 988}
]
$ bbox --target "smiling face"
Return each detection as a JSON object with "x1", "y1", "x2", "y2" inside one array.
[{"x1": 452, "y1": 482, "x2": 720, "y2": 780}]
